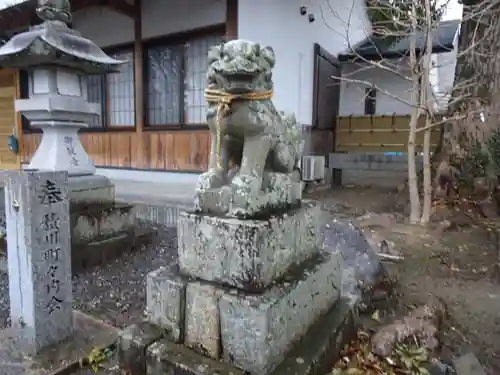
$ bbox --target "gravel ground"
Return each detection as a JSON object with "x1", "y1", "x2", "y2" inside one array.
[{"x1": 0, "y1": 225, "x2": 178, "y2": 330}]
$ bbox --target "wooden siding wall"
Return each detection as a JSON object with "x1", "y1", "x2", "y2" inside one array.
[
  {"x1": 22, "y1": 128, "x2": 334, "y2": 171},
  {"x1": 0, "y1": 70, "x2": 21, "y2": 170},
  {"x1": 335, "y1": 115, "x2": 441, "y2": 153},
  {"x1": 22, "y1": 131, "x2": 210, "y2": 171}
]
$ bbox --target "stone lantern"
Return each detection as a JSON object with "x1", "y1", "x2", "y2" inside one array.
[{"x1": 0, "y1": 0, "x2": 126, "y2": 203}]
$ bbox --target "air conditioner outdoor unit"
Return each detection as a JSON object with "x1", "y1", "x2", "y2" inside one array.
[{"x1": 301, "y1": 155, "x2": 325, "y2": 182}]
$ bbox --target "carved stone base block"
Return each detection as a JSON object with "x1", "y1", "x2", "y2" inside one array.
[
  {"x1": 118, "y1": 322, "x2": 164, "y2": 375},
  {"x1": 67, "y1": 175, "x2": 115, "y2": 204},
  {"x1": 26, "y1": 126, "x2": 97, "y2": 176},
  {"x1": 177, "y1": 201, "x2": 322, "y2": 290},
  {"x1": 194, "y1": 171, "x2": 303, "y2": 218},
  {"x1": 184, "y1": 282, "x2": 224, "y2": 358},
  {"x1": 144, "y1": 249, "x2": 342, "y2": 374},
  {"x1": 145, "y1": 298, "x2": 356, "y2": 375},
  {"x1": 219, "y1": 250, "x2": 342, "y2": 374},
  {"x1": 71, "y1": 202, "x2": 136, "y2": 245},
  {"x1": 145, "y1": 265, "x2": 188, "y2": 343}
]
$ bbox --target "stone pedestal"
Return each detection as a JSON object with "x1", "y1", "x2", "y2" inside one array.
[
  {"x1": 26, "y1": 124, "x2": 96, "y2": 176},
  {"x1": 178, "y1": 201, "x2": 322, "y2": 290},
  {"x1": 195, "y1": 171, "x2": 303, "y2": 218},
  {"x1": 219, "y1": 251, "x2": 341, "y2": 374},
  {"x1": 136, "y1": 200, "x2": 346, "y2": 375},
  {"x1": 146, "y1": 249, "x2": 342, "y2": 374},
  {"x1": 67, "y1": 175, "x2": 115, "y2": 204}
]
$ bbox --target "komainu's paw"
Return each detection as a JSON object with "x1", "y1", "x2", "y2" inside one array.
[
  {"x1": 194, "y1": 170, "x2": 226, "y2": 212},
  {"x1": 195, "y1": 170, "x2": 225, "y2": 191},
  {"x1": 230, "y1": 174, "x2": 261, "y2": 217}
]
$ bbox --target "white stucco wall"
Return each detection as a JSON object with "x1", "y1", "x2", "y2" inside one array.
[
  {"x1": 340, "y1": 54, "x2": 450, "y2": 116},
  {"x1": 339, "y1": 60, "x2": 414, "y2": 115},
  {"x1": 434, "y1": 49, "x2": 458, "y2": 110},
  {"x1": 72, "y1": 0, "x2": 226, "y2": 48},
  {"x1": 237, "y1": 0, "x2": 371, "y2": 125}
]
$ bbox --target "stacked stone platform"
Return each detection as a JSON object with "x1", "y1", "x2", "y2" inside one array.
[{"x1": 122, "y1": 200, "x2": 347, "y2": 375}]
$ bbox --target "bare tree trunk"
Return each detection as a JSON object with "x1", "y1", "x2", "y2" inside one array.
[
  {"x1": 421, "y1": 118, "x2": 432, "y2": 223},
  {"x1": 408, "y1": 0, "x2": 421, "y2": 223},
  {"x1": 420, "y1": 0, "x2": 434, "y2": 225}
]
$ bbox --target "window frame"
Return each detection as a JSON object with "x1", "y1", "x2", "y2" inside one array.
[
  {"x1": 142, "y1": 25, "x2": 226, "y2": 131},
  {"x1": 21, "y1": 24, "x2": 226, "y2": 134},
  {"x1": 144, "y1": 42, "x2": 185, "y2": 129},
  {"x1": 364, "y1": 87, "x2": 377, "y2": 116},
  {"x1": 82, "y1": 43, "x2": 136, "y2": 133}
]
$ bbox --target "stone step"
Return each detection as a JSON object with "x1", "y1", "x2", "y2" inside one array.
[
  {"x1": 142, "y1": 298, "x2": 355, "y2": 375},
  {"x1": 146, "y1": 340, "x2": 246, "y2": 375},
  {"x1": 71, "y1": 202, "x2": 137, "y2": 244},
  {"x1": 131, "y1": 201, "x2": 189, "y2": 228},
  {"x1": 71, "y1": 227, "x2": 155, "y2": 273},
  {"x1": 177, "y1": 200, "x2": 322, "y2": 291},
  {"x1": 145, "y1": 248, "x2": 342, "y2": 375}
]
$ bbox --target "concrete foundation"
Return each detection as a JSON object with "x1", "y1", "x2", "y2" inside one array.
[
  {"x1": 178, "y1": 201, "x2": 322, "y2": 291},
  {"x1": 328, "y1": 152, "x2": 423, "y2": 188}
]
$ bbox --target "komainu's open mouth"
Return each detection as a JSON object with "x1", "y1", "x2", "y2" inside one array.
[
  {"x1": 225, "y1": 72, "x2": 255, "y2": 81},
  {"x1": 222, "y1": 72, "x2": 255, "y2": 94}
]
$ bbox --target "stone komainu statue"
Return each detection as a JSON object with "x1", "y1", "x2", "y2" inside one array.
[{"x1": 194, "y1": 39, "x2": 305, "y2": 218}]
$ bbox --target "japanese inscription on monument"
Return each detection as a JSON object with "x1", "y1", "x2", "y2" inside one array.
[
  {"x1": 39, "y1": 179, "x2": 64, "y2": 204},
  {"x1": 64, "y1": 136, "x2": 79, "y2": 167},
  {"x1": 5, "y1": 171, "x2": 73, "y2": 354},
  {"x1": 40, "y1": 205, "x2": 63, "y2": 314}
]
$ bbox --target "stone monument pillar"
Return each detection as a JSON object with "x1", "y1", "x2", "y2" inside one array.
[
  {"x1": 5, "y1": 170, "x2": 73, "y2": 354},
  {"x1": 0, "y1": 0, "x2": 126, "y2": 203}
]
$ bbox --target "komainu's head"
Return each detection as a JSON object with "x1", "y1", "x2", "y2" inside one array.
[{"x1": 207, "y1": 39, "x2": 276, "y2": 94}]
